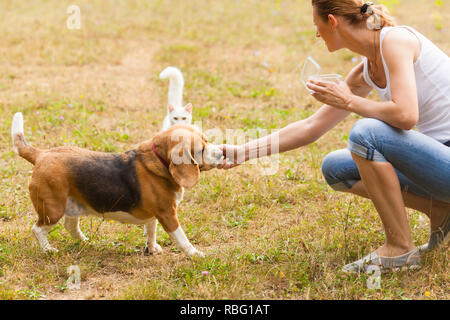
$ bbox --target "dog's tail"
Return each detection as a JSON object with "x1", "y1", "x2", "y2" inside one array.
[
  {"x1": 159, "y1": 66, "x2": 184, "y2": 108},
  {"x1": 11, "y1": 112, "x2": 40, "y2": 165}
]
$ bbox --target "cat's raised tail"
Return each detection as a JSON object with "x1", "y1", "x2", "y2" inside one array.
[{"x1": 160, "y1": 66, "x2": 184, "y2": 108}]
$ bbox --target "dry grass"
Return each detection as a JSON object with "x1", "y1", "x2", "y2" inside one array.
[{"x1": 0, "y1": 0, "x2": 448, "y2": 300}]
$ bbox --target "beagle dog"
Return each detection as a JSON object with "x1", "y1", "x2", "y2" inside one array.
[{"x1": 11, "y1": 112, "x2": 223, "y2": 257}]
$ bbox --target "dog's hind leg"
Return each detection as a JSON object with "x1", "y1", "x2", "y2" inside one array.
[
  {"x1": 144, "y1": 217, "x2": 162, "y2": 255},
  {"x1": 63, "y1": 197, "x2": 89, "y2": 241},
  {"x1": 64, "y1": 216, "x2": 88, "y2": 241},
  {"x1": 31, "y1": 224, "x2": 58, "y2": 253},
  {"x1": 29, "y1": 172, "x2": 68, "y2": 253},
  {"x1": 30, "y1": 194, "x2": 66, "y2": 253}
]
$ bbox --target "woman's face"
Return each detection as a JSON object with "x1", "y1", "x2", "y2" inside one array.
[{"x1": 313, "y1": 5, "x2": 339, "y2": 52}]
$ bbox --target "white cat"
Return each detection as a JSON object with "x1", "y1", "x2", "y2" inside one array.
[
  {"x1": 160, "y1": 66, "x2": 193, "y2": 131},
  {"x1": 145, "y1": 67, "x2": 193, "y2": 241}
]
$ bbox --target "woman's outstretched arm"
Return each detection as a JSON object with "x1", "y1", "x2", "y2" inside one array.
[{"x1": 219, "y1": 62, "x2": 372, "y2": 169}]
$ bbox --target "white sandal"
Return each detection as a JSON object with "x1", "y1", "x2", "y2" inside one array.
[{"x1": 342, "y1": 248, "x2": 421, "y2": 274}]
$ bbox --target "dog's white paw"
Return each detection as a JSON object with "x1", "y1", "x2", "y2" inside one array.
[
  {"x1": 79, "y1": 234, "x2": 89, "y2": 242},
  {"x1": 71, "y1": 232, "x2": 89, "y2": 242},
  {"x1": 189, "y1": 249, "x2": 205, "y2": 258},
  {"x1": 145, "y1": 243, "x2": 163, "y2": 255},
  {"x1": 43, "y1": 246, "x2": 59, "y2": 253}
]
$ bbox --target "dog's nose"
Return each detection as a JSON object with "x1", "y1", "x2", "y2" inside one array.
[
  {"x1": 205, "y1": 145, "x2": 224, "y2": 165},
  {"x1": 212, "y1": 147, "x2": 224, "y2": 160}
]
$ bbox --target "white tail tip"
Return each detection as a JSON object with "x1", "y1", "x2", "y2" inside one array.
[
  {"x1": 11, "y1": 112, "x2": 24, "y2": 153},
  {"x1": 159, "y1": 66, "x2": 183, "y2": 79}
]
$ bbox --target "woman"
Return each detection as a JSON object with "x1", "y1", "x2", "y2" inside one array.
[{"x1": 218, "y1": 0, "x2": 450, "y2": 272}]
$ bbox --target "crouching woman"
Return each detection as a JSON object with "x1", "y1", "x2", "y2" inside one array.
[{"x1": 219, "y1": 0, "x2": 450, "y2": 272}]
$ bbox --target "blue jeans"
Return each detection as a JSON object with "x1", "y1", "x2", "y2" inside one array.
[{"x1": 322, "y1": 118, "x2": 450, "y2": 203}]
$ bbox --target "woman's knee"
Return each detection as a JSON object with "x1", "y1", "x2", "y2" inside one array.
[
  {"x1": 349, "y1": 119, "x2": 388, "y2": 146},
  {"x1": 321, "y1": 150, "x2": 344, "y2": 181},
  {"x1": 348, "y1": 119, "x2": 392, "y2": 162},
  {"x1": 321, "y1": 149, "x2": 360, "y2": 191}
]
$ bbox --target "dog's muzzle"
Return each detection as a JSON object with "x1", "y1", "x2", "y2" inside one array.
[{"x1": 201, "y1": 144, "x2": 224, "y2": 168}]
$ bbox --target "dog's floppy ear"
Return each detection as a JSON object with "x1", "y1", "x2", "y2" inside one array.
[{"x1": 169, "y1": 140, "x2": 200, "y2": 188}]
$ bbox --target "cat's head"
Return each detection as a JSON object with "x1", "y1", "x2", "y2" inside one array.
[{"x1": 168, "y1": 103, "x2": 193, "y2": 126}]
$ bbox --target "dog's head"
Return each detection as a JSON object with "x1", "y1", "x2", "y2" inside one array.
[{"x1": 140, "y1": 124, "x2": 223, "y2": 188}]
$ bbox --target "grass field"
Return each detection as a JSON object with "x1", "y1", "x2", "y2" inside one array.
[{"x1": 0, "y1": 0, "x2": 448, "y2": 300}]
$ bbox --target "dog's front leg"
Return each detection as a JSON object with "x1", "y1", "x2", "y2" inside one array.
[
  {"x1": 169, "y1": 226, "x2": 204, "y2": 257},
  {"x1": 144, "y1": 217, "x2": 162, "y2": 255},
  {"x1": 157, "y1": 212, "x2": 204, "y2": 258}
]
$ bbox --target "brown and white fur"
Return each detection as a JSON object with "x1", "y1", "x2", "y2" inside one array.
[{"x1": 11, "y1": 112, "x2": 223, "y2": 257}]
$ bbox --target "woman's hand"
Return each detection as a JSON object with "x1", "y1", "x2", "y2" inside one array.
[
  {"x1": 307, "y1": 79, "x2": 354, "y2": 110},
  {"x1": 216, "y1": 144, "x2": 245, "y2": 170}
]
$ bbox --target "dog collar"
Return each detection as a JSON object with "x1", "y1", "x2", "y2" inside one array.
[{"x1": 152, "y1": 142, "x2": 170, "y2": 169}]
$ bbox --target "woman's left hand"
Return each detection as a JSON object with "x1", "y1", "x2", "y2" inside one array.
[{"x1": 307, "y1": 79, "x2": 354, "y2": 110}]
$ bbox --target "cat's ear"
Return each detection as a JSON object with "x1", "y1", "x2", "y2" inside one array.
[
  {"x1": 185, "y1": 103, "x2": 193, "y2": 113},
  {"x1": 168, "y1": 104, "x2": 175, "y2": 112}
]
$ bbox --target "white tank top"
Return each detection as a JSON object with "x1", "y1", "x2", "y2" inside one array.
[{"x1": 362, "y1": 25, "x2": 450, "y2": 143}]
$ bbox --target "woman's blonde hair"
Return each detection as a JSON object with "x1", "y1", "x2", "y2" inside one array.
[{"x1": 312, "y1": 0, "x2": 396, "y2": 30}]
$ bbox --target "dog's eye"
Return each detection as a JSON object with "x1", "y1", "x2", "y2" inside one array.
[
  {"x1": 174, "y1": 117, "x2": 178, "y2": 120},
  {"x1": 182, "y1": 117, "x2": 187, "y2": 120}
]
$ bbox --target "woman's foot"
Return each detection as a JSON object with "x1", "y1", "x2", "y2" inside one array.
[
  {"x1": 419, "y1": 212, "x2": 450, "y2": 252},
  {"x1": 342, "y1": 247, "x2": 421, "y2": 273},
  {"x1": 375, "y1": 243, "x2": 415, "y2": 257}
]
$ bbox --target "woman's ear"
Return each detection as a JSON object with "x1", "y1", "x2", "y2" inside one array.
[{"x1": 328, "y1": 14, "x2": 338, "y2": 31}]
